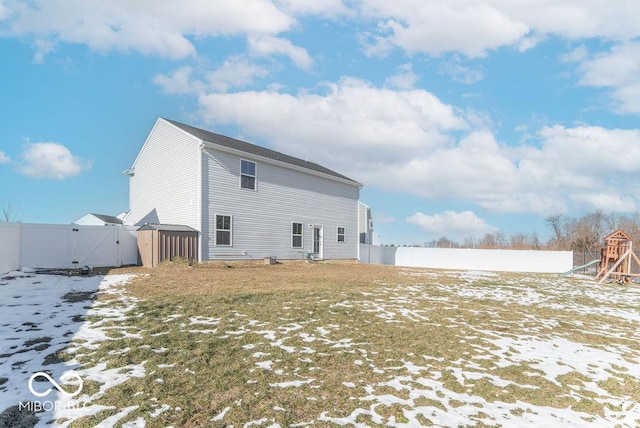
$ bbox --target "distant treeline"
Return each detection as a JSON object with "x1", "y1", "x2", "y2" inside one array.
[{"x1": 393, "y1": 210, "x2": 640, "y2": 253}]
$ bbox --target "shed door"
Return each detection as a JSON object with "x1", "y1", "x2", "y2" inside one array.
[{"x1": 138, "y1": 231, "x2": 154, "y2": 267}]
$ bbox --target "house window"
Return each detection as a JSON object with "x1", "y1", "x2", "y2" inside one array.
[
  {"x1": 292, "y1": 222, "x2": 303, "y2": 248},
  {"x1": 216, "y1": 215, "x2": 232, "y2": 246},
  {"x1": 337, "y1": 226, "x2": 346, "y2": 242},
  {"x1": 240, "y1": 160, "x2": 256, "y2": 190}
]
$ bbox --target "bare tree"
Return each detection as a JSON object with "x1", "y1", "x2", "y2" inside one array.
[
  {"x1": 1, "y1": 202, "x2": 21, "y2": 222},
  {"x1": 435, "y1": 236, "x2": 457, "y2": 248},
  {"x1": 546, "y1": 214, "x2": 568, "y2": 250},
  {"x1": 415, "y1": 210, "x2": 640, "y2": 251},
  {"x1": 529, "y1": 232, "x2": 541, "y2": 250},
  {"x1": 611, "y1": 213, "x2": 640, "y2": 244},
  {"x1": 510, "y1": 233, "x2": 529, "y2": 250},
  {"x1": 463, "y1": 237, "x2": 476, "y2": 249},
  {"x1": 569, "y1": 210, "x2": 605, "y2": 254}
]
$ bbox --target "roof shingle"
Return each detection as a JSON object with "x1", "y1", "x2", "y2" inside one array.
[{"x1": 165, "y1": 118, "x2": 360, "y2": 186}]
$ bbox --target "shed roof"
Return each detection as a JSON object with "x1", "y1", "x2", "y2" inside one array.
[
  {"x1": 164, "y1": 118, "x2": 361, "y2": 186},
  {"x1": 137, "y1": 224, "x2": 198, "y2": 232}
]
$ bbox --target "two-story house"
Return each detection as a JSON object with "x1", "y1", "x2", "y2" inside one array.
[{"x1": 125, "y1": 117, "x2": 362, "y2": 261}]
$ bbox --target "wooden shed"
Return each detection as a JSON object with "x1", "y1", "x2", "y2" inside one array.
[{"x1": 137, "y1": 224, "x2": 199, "y2": 267}]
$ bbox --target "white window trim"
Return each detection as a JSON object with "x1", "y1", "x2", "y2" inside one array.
[
  {"x1": 337, "y1": 226, "x2": 346, "y2": 243},
  {"x1": 240, "y1": 159, "x2": 257, "y2": 191},
  {"x1": 215, "y1": 213, "x2": 233, "y2": 246},
  {"x1": 292, "y1": 221, "x2": 304, "y2": 249}
]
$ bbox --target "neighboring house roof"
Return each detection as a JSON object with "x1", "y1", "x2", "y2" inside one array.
[
  {"x1": 91, "y1": 213, "x2": 123, "y2": 224},
  {"x1": 164, "y1": 118, "x2": 361, "y2": 186},
  {"x1": 138, "y1": 223, "x2": 198, "y2": 232},
  {"x1": 74, "y1": 213, "x2": 123, "y2": 225}
]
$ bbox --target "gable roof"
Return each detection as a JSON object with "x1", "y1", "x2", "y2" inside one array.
[
  {"x1": 164, "y1": 118, "x2": 361, "y2": 187},
  {"x1": 90, "y1": 213, "x2": 123, "y2": 224}
]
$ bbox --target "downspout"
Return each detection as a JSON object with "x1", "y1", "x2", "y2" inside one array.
[
  {"x1": 356, "y1": 183, "x2": 364, "y2": 262},
  {"x1": 197, "y1": 142, "x2": 204, "y2": 262},
  {"x1": 357, "y1": 200, "x2": 361, "y2": 261}
]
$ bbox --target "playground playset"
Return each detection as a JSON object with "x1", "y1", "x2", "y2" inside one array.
[{"x1": 594, "y1": 229, "x2": 640, "y2": 283}]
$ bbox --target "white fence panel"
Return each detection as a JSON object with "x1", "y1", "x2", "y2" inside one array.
[
  {"x1": 20, "y1": 223, "x2": 74, "y2": 269},
  {"x1": 0, "y1": 222, "x2": 139, "y2": 273},
  {"x1": 0, "y1": 222, "x2": 21, "y2": 273},
  {"x1": 117, "y1": 227, "x2": 139, "y2": 266},
  {"x1": 359, "y1": 244, "x2": 397, "y2": 265},
  {"x1": 360, "y1": 245, "x2": 573, "y2": 274}
]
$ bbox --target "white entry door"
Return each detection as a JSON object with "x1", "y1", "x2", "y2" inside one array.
[{"x1": 313, "y1": 226, "x2": 323, "y2": 259}]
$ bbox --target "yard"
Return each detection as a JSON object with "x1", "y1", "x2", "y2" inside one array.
[{"x1": 1, "y1": 261, "x2": 640, "y2": 427}]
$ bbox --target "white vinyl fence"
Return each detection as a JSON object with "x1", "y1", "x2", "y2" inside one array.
[
  {"x1": 1, "y1": 222, "x2": 138, "y2": 274},
  {"x1": 359, "y1": 244, "x2": 573, "y2": 274}
]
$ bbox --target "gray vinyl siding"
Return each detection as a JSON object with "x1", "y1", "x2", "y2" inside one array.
[
  {"x1": 202, "y1": 148, "x2": 359, "y2": 260},
  {"x1": 128, "y1": 119, "x2": 200, "y2": 231}
]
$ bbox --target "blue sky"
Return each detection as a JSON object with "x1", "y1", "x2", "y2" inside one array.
[{"x1": 1, "y1": 1, "x2": 640, "y2": 245}]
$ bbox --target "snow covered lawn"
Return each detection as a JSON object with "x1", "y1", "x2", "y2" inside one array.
[
  {"x1": 0, "y1": 271, "x2": 142, "y2": 427},
  {"x1": 1, "y1": 262, "x2": 639, "y2": 427}
]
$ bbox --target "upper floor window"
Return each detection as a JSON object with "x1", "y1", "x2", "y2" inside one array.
[{"x1": 240, "y1": 160, "x2": 256, "y2": 190}]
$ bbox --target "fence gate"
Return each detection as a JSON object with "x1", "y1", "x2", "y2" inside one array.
[
  {"x1": 15, "y1": 223, "x2": 138, "y2": 270},
  {"x1": 72, "y1": 226, "x2": 119, "y2": 268}
]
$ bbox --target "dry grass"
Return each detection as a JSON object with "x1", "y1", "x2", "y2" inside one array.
[
  {"x1": 65, "y1": 260, "x2": 640, "y2": 427},
  {"x1": 125, "y1": 259, "x2": 412, "y2": 296}
]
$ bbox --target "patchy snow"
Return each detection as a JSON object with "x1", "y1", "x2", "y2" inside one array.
[
  {"x1": 211, "y1": 405, "x2": 231, "y2": 421},
  {"x1": 269, "y1": 378, "x2": 315, "y2": 388},
  {"x1": 149, "y1": 403, "x2": 171, "y2": 417},
  {"x1": 98, "y1": 405, "x2": 139, "y2": 427},
  {"x1": 212, "y1": 271, "x2": 640, "y2": 426},
  {"x1": 2, "y1": 269, "x2": 640, "y2": 427},
  {"x1": 0, "y1": 271, "x2": 141, "y2": 427},
  {"x1": 256, "y1": 360, "x2": 274, "y2": 370}
]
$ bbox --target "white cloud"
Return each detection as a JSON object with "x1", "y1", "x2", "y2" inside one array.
[
  {"x1": 153, "y1": 66, "x2": 201, "y2": 95},
  {"x1": 360, "y1": 2, "x2": 529, "y2": 58},
  {"x1": 575, "y1": 41, "x2": 640, "y2": 113},
  {"x1": 155, "y1": 58, "x2": 271, "y2": 95},
  {"x1": 438, "y1": 57, "x2": 484, "y2": 84},
  {"x1": 207, "y1": 57, "x2": 271, "y2": 92},
  {"x1": 0, "y1": 151, "x2": 9, "y2": 164},
  {"x1": 355, "y1": 1, "x2": 640, "y2": 114},
  {"x1": 359, "y1": 1, "x2": 640, "y2": 58},
  {"x1": 198, "y1": 77, "x2": 468, "y2": 166},
  {"x1": 505, "y1": 1, "x2": 640, "y2": 41},
  {"x1": 277, "y1": 0, "x2": 351, "y2": 16},
  {"x1": 31, "y1": 38, "x2": 56, "y2": 64},
  {"x1": 385, "y1": 63, "x2": 419, "y2": 89},
  {"x1": 248, "y1": 36, "x2": 313, "y2": 70},
  {"x1": 19, "y1": 142, "x2": 91, "y2": 179},
  {"x1": 0, "y1": 1, "x2": 8, "y2": 20},
  {"x1": 407, "y1": 211, "x2": 497, "y2": 241},
  {"x1": 3, "y1": 0, "x2": 295, "y2": 60},
  {"x1": 4, "y1": 0, "x2": 640, "y2": 68},
  {"x1": 6, "y1": 0, "x2": 640, "y2": 118},
  {"x1": 193, "y1": 77, "x2": 640, "y2": 217},
  {"x1": 560, "y1": 45, "x2": 589, "y2": 64}
]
